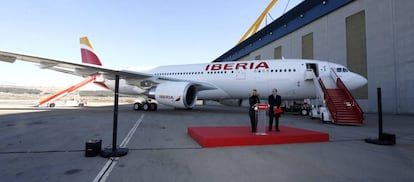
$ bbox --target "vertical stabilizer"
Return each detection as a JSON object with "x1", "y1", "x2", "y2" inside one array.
[{"x1": 80, "y1": 37, "x2": 102, "y2": 66}]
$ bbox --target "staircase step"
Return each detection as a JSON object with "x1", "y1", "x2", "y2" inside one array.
[{"x1": 335, "y1": 120, "x2": 363, "y2": 125}]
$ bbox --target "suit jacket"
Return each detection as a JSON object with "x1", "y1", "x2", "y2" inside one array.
[
  {"x1": 268, "y1": 94, "x2": 281, "y2": 108},
  {"x1": 249, "y1": 95, "x2": 260, "y2": 109}
]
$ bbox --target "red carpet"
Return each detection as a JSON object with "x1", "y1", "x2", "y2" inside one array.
[{"x1": 188, "y1": 126, "x2": 329, "y2": 148}]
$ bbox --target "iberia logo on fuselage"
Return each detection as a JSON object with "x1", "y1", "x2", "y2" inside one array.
[
  {"x1": 159, "y1": 95, "x2": 181, "y2": 102},
  {"x1": 205, "y1": 61, "x2": 269, "y2": 71}
]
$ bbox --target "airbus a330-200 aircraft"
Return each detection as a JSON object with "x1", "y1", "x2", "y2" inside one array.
[{"x1": 0, "y1": 37, "x2": 367, "y2": 111}]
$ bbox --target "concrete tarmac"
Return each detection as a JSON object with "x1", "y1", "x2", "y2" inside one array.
[{"x1": 0, "y1": 101, "x2": 413, "y2": 182}]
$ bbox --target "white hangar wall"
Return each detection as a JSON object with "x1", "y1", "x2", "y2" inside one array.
[{"x1": 238, "y1": 0, "x2": 414, "y2": 114}]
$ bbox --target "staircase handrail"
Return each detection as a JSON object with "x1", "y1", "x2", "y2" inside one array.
[
  {"x1": 336, "y1": 78, "x2": 364, "y2": 120},
  {"x1": 329, "y1": 68, "x2": 340, "y2": 83},
  {"x1": 330, "y1": 68, "x2": 363, "y2": 120},
  {"x1": 318, "y1": 78, "x2": 337, "y2": 121},
  {"x1": 311, "y1": 71, "x2": 324, "y2": 104},
  {"x1": 332, "y1": 68, "x2": 363, "y2": 121}
]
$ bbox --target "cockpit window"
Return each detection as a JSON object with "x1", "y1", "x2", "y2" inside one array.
[{"x1": 336, "y1": 68, "x2": 349, "y2": 72}]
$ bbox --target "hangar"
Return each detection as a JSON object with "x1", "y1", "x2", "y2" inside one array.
[{"x1": 214, "y1": 0, "x2": 414, "y2": 114}]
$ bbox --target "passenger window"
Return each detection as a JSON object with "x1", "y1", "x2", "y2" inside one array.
[{"x1": 336, "y1": 68, "x2": 342, "y2": 72}]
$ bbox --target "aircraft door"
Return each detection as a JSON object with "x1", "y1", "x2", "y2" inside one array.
[{"x1": 306, "y1": 63, "x2": 318, "y2": 77}]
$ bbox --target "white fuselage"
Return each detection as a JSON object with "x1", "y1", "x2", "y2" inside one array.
[{"x1": 101, "y1": 59, "x2": 367, "y2": 101}]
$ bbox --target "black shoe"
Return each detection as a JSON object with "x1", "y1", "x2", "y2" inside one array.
[{"x1": 276, "y1": 128, "x2": 280, "y2": 132}]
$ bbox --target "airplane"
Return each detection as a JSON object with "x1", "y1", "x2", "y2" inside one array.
[{"x1": 0, "y1": 37, "x2": 367, "y2": 111}]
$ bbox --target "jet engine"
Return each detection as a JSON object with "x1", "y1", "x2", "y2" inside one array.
[{"x1": 149, "y1": 82, "x2": 197, "y2": 109}]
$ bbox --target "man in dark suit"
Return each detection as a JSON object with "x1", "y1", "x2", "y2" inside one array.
[{"x1": 268, "y1": 89, "x2": 282, "y2": 131}]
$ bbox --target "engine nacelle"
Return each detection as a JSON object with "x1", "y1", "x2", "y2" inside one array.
[{"x1": 150, "y1": 82, "x2": 197, "y2": 109}]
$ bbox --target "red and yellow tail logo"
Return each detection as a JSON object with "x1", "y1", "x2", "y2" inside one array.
[{"x1": 80, "y1": 37, "x2": 102, "y2": 66}]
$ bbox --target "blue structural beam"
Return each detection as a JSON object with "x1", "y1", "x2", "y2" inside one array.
[{"x1": 213, "y1": 0, "x2": 354, "y2": 62}]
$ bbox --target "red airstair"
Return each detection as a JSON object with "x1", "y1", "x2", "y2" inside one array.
[
  {"x1": 319, "y1": 78, "x2": 364, "y2": 125},
  {"x1": 37, "y1": 76, "x2": 96, "y2": 107}
]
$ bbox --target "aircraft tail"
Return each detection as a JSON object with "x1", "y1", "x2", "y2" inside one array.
[{"x1": 80, "y1": 37, "x2": 102, "y2": 66}]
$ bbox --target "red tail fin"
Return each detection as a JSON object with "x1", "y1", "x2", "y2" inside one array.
[{"x1": 80, "y1": 37, "x2": 102, "y2": 66}]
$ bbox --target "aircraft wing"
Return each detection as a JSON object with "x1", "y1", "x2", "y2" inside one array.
[
  {"x1": 0, "y1": 50, "x2": 217, "y2": 90},
  {"x1": 0, "y1": 50, "x2": 152, "y2": 79}
]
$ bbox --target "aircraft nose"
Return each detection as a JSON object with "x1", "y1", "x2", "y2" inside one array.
[{"x1": 351, "y1": 73, "x2": 367, "y2": 90}]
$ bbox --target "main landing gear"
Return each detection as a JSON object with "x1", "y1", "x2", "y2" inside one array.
[{"x1": 133, "y1": 100, "x2": 158, "y2": 111}]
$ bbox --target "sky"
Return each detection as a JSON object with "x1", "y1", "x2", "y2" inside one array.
[{"x1": 0, "y1": 0, "x2": 302, "y2": 90}]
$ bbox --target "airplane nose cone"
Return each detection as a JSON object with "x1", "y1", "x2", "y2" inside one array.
[
  {"x1": 341, "y1": 72, "x2": 367, "y2": 90},
  {"x1": 351, "y1": 73, "x2": 367, "y2": 90}
]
